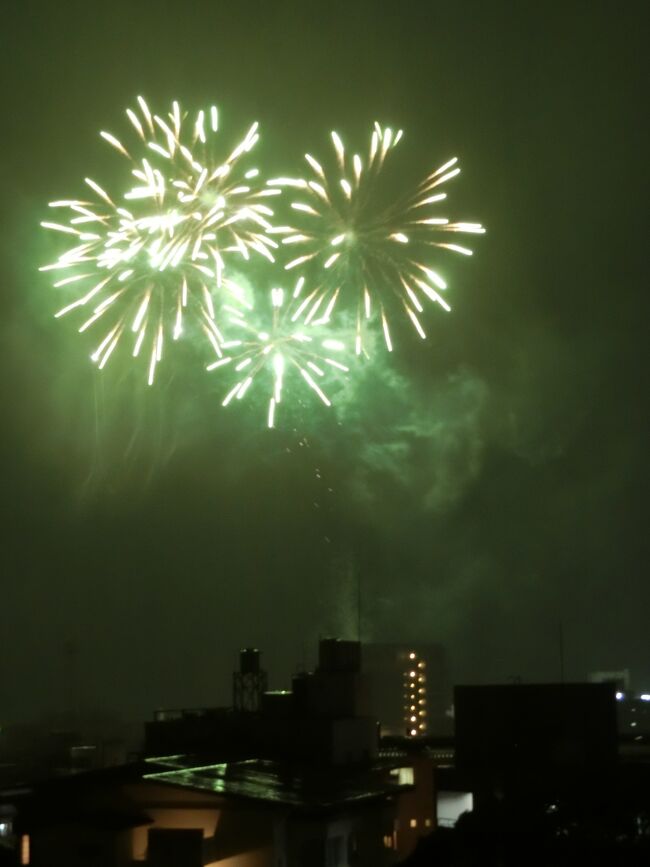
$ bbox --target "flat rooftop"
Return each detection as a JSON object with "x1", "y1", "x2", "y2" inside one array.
[{"x1": 145, "y1": 757, "x2": 410, "y2": 809}]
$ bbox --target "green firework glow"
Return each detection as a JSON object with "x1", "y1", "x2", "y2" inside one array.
[{"x1": 207, "y1": 280, "x2": 349, "y2": 428}]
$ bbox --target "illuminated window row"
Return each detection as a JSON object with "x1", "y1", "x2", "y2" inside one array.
[{"x1": 405, "y1": 651, "x2": 428, "y2": 737}]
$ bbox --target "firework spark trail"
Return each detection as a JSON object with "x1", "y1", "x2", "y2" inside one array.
[
  {"x1": 206, "y1": 278, "x2": 349, "y2": 427},
  {"x1": 268, "y1": 124, "x2": 485, "y2": 354},
  {"x1": 41, "y1": 98, "x2": 281, "y2": 383}
]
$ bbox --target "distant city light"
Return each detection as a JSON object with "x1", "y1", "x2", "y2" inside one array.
[
  {"x1": 616, "y1": 691, "x2": 624, "y2": 700},
  {"x1": 640, "y1": 694, "x2": 650, "y2": 702}
]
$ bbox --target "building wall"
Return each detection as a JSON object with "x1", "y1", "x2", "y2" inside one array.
[
  {"x1": 30, "y1": 824, "x2": 131, "y2": 867},
  {"x1": 131, "y1": 807, "x2": 221, "y2": 861},
  {"x1": 454, "y1": 683, "x2": 618, "y2": 804},
  {"x1": 284, "y1": 805, "x2": 395, "y2": 867},
  {"x1": 127, "y1": 783, "x2": 274, "y2": 866},
  {"x1": 330, "y1": 717, "x2": 378, "y2": 765},
  {"x1": 23, "y1": 784, "x2": 405, "y2": 867},
  {"x1": 204, "y1": 845, "x2": 274, "y2": 867},
  {"x1": 393, "y1": 754, "x2": 436, "y2": 859}
]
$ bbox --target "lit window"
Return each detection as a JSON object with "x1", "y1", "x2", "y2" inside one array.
[
  {"x1": 410, "y1": 819, "x2": 417, "y2": 828},
  {"x1": 383, "y1": 834, "x2": 393, "y2": 849},
  {"x1": 418, "y1": 661, "x2": 425, "y2": 668},
  {"x1": 425, "y1": 818, "x2": 432, "y2": 828},
  {"x1": 21, "y1": 835, "x2": 30, "y2": 866},
  {"x1": 0, "y1": 821, "x2": 12, "y2": 837},
  {"x1": 397, "y1": 767, "x2": 414, "y2": 785}
]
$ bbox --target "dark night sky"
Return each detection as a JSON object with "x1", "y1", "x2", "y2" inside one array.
[{"x1": 0, "y1": 1, "x2": 647, "y2": 724}]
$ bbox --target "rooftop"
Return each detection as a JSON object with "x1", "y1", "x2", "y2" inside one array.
[{"x1": 144, "y1": 757, "x2": 410, "y2": 810}]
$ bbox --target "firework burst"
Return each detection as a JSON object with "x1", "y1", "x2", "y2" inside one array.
[
  {"x1": 207, "y1": 278, "x2": 349, "y2": 428},
  {"x1": 268, "y1": 123, "x2": 485, "y2": 354},
  {"x1": 41, "y1": 98, "x2": 281, "y2": 383}
]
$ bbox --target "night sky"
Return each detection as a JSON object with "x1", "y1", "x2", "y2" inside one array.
[{"x1": 1, "y1": 1, "x2": 647, "y2": 725}]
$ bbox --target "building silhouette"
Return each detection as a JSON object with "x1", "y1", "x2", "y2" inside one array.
[{"x1": 1, "y1": 639, "x2": 436, "y2": 866}]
